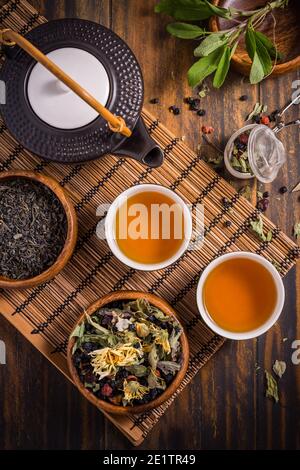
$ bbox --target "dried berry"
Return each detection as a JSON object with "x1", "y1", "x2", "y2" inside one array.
[
  {"x1": 101, "y1": 384, "x2": 113, "y2": 397},
  {"x1": 149, "y1": 98, "x2": 159, "y2": 104},
  {"x1": 279, "y1": 186, "x2": 288, "y2": 194},
  {"x1": 260, "y1": 115, "x2": 270, "y2": 125},
  {"x1": 201, "y1": 125, "x2": 214, "y2": 134},
  {"x1": 197, "y1": 109, "x2": 206, "y2": 116},
  {"x1": 239, "y1": 95, "x2": 248, "y2": 101},
  {"x1": 257, "y1": 197, "x2": 269, "y2": 212},
  {"x1": 239, "y1": 133, "x2": 249, "y2": 145}
]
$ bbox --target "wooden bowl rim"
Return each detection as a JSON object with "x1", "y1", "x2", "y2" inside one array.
[
  {"x1": 67, "y1": 290, "x2": 190, "y2": 415},
  {"x1": 210, "y1": 0, "x2": 300, "y2": 74},
  {"x1": 0, "y1": 170, "x2": 78, "y2": 289}
]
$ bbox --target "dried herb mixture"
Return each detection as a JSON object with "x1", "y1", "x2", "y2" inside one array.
[
  {"x1": 0, "y1": 178, "x2": 67, "y2": 280},
  {"x1": 230, "y1": 130, "x2": 252, "y2": 174},
  {"x1": 71, "y1": 299, "x2": 183, "y2": 407}
]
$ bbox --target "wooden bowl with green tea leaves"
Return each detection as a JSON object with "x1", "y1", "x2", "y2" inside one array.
[
  {"x1": 67, "y1": 291, "x2": 190, "y2": 415},
  {"x1": 210, "y1": 0, "x2": 300, "y2": 77},
  {"x1": 0, "y1": 170, "x2": 77, "y2": 289}
]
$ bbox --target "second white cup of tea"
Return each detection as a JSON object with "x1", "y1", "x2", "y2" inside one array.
[
  {"x1": 105, "y1": 184, "x2": 192, "y2": 271},
  {"x1": 196, "y1": 251, "x2": 285, "y2": 340}
]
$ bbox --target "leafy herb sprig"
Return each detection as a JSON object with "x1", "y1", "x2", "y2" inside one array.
[{"x1": 155, "y1": 0, "x2": 289, "y2": 88}]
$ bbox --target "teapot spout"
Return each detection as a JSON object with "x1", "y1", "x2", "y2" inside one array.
[{"x1": 113, "y1": 117, "x2": 164, "y2": 168}]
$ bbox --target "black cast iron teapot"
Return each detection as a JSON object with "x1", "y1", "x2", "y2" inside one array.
[{"x1": 0, "y1": 18, "x2": 163, "y2": 167}]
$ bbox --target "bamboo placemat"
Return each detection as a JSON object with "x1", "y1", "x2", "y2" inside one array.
[{"x1": 0, "y1": 0, "x2": 299, "y2": 446}]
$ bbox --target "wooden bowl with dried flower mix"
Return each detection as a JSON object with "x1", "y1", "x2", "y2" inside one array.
[{"x1": 67, "y1": 291, "x2": 190, "y2": 415}]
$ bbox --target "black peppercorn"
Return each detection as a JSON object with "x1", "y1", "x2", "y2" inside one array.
[
  {"x1": 225, "y1": 220, "x2": 232, "y2": 228},
  {"x1": 222, "y1": 196, "x2": 229, "y2": 205},
  {"x1": 253, "y1": 115, "x2": 261, "y2": 123},
  {"x1": 173, "y1": 107, "x2": 180, "y2": 115},
  {"x1": 239, "y1": 95, "x2": 248, "y2": 101},
  {"x1": 197, "y1": 109, "x2": 206, "y2": 116},
  {"x1": 149, "y1": 98, "x2": 159, "y2": 104},
  {"x1": 279, "y1": 186, "x2": 288, "y2": 194},
  {"x1": 263, "y1": 191, "x2": 269, "y2": 198}
]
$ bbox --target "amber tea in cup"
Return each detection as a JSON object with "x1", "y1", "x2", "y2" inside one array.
[
  {"x1": 196, "y1": 252, "x2": 285, "y2": 340},
  {"x1": 105, "y1": 184, "x2": 192, "y2": 271}
]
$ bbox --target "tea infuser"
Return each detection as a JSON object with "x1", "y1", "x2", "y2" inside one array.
[
  {"x1": 0, "y1": 19, "x2": 164, "y2": 166},
  {"x1": 225, "y1": 93, "x2": 300, "y2": 183}
]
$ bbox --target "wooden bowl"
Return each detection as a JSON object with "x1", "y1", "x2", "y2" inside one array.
[
  {"x1": 67, "y1": 291, "x2": 190, "y2": 415},
  {"x1": 0, "y1": 170, "x2": 78, "y2": 289},
  {"x1": 210, "y1": 0, "x2": 300, "y2": 76}
]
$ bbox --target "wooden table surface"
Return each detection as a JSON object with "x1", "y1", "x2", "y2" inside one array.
[{"x1": 0, "y1": 0, "x2": 299, "y2": 450}]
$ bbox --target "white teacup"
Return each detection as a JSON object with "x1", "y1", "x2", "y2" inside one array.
[
  {"x1": 105, "y1": 184, "x2": 192, "y2": 271},
  {"x1": 196, "y1": 251, "x2": 285, "y2": 340}
]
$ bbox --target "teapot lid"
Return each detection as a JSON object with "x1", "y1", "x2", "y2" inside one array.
[
  {"x1": 27, "y1": 47, "x2": 110, "y2": 130},
  {"x1": 0, "y1": 18, "x2": 143, "y2": 163}
]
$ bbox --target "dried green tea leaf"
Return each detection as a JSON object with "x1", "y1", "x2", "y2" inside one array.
[
  {"x1": 250, "y1": 217, "x2": 272, "y2": 242},
  {"x1": 126, "y1": 364, "x2": 148, "y2": 377},
  {"x1": 158, "y1": 360, "x2": 181, "y2": 375},
  {"x1": 293, "y1": 222, "x2": 300, "y2": 239},
  {"x1": 250, "y1": 217, "x2": 266, "y2": 241},
  {"x1": 245, "y1": 102, "x2": 267, "y2": 121},
  {"x1": 265, "y1": 370, "x2": 279, "y2": 403},
  {"x1": 147, "y1": 369, "x2": 167, "y2": 390},
  {"x1": 273, "y1": 360, "x2": 286, "y2": 379},
  {"x1": 148, "y1": 344, "x2": 159, "y2": 370}
]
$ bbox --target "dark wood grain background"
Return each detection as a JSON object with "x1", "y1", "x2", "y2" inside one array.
[{"x1": 0, "y1": 0, "x2": 299, "y2": 450}]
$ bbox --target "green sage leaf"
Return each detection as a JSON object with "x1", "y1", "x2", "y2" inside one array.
[
  {"x1": 254, "y1": 30, "x2": 283, "y2": 60},
  {"x1": 166, "y1": 22, "x2": 205, "y2": 39},
  {"x1": 155, "y1": 0, "x2": 213, "y2": 21},
  {"x1": 194, "y1": 32, "x2": 228, "y2": 57},
  {"x1": 204, "y1": 0, "x2": 233, "y2": 19},
  {"x1": 213, "y1": 45, "x2": 231, "y2": 88},
  {"x1": 249, "y1": 51, "x2": 265, "y2": 84},
  {"x1": 245, "y1": 27, "x2": 256, "y2": 60},
  {"x1": 188, "y1": 46, "x2": 224, "y2": 87},
  {"x1": 255, "y1": 38, "x2": 272, "y2": 76}
]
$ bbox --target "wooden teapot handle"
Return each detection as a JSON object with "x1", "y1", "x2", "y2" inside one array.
[{"x1": 0, "y1": 29, "x2": 132, "y2": 137}]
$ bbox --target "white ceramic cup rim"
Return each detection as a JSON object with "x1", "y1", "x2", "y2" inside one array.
[
  {"x1": 105, "y1": 184, "x2": 193, "y2": 271},
  {"x1": 196, "y1": 251, "x2": 285, "y2": 340}
]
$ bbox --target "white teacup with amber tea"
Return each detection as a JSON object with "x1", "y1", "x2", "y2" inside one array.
[
  {"x1": 196, "y1": 252, "x2": 285, "y2": 340},
  {"x1": 105, "y1": 184, "x2": 192, "y2": 271}
]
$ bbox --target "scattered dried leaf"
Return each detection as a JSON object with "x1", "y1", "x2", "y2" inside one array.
[
  {"x1": 293, "y1": 222, "x2": 300, "y2": 239},
  {"x1": 273, "y1": 360, "x2": 286, "y2": 379},
  {"x1": 265, "y1": 370, "x2": 279, "y2": 403},
  {"x1": 250, "y1": 216, "x2": 272, "y2": 242}
]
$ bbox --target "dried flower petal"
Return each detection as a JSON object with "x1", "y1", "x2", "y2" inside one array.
[{"x1": 273, "y1": 360, "x2": 286, "y2": 379}]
